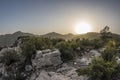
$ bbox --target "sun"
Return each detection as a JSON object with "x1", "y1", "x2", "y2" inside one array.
[{"x1": 75, "y1": 22, "x2": 91, "y2": 34}]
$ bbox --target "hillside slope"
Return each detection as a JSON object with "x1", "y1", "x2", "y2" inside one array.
[
  {"x1": 0, "y1": 31, "x2": 33, "y2": 46},
  {"x1": 0, "y1": 31, "x2": 120, "y2": 47}
]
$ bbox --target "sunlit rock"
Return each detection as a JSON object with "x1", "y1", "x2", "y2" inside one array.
[
  {"x1": 32, "y1": 49, "x2": 63, "y2": 69},
  {"x1": 36, "y1": 70, "x2": 51, "y2": 80},
  {"x1": 89, "y1": 50, "x2": 101, "y2": 57}
]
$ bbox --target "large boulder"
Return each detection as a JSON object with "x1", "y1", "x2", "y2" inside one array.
[
  {"x1": 35, "y1": 70, "x2": 70, "y2": 80},
  {"x1": 32, "y1": 49, "x2": 63, "y2": 69},
  {"x1": 0, "y1": 48, "x2": 14, "y2": 57},
  {"x1": 33, "y1": 65, "x2": 88, "y2": 80},
  {"x1": 89, "y1": 50, "x2": 101, "y2": 57}
]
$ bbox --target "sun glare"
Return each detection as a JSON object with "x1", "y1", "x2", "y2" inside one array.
[{"x1": 75, "y1": 22, "x2": 91, "y2": 34}]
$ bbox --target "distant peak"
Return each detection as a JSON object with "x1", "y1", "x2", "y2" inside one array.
[
  {"x1": 46, "y1": 32, "x2": 62, "y2": 35},
  {"x1": 49, "y1": 32, "x2": 59, "y2": 34},
  {"x1": 65, "y1": 33, "x2": 74, "y2": 35},
  {"x1": 50, "y1": 32, "x2": 57, "y2": 34},
  {"x1": 13, "y1": 31, "x2": 23, "y2": 34}
]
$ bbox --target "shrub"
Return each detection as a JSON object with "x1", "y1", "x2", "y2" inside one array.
[
  {"x1": 76, "y1": 46, "x2": 119, "y2": 80},
  {"x1": 101, "y1": 47, "x2": 117, "y2": 62},
  {"x1": 1, "y1": 49, "x2": 19, "y2": 66},
  {"x1": 56, "y1": 41, "x2": 75, "y2": 62},
  {"x1": 77, "y1": 57, "x2": 117, "y2": 80},
  {"x1": 21, "y1": 41, "x2": 36, "y2": 65}
]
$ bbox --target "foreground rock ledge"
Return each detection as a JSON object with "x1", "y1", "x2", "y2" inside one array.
[{"x1": 32, "y1": 49, "x2": 63, "y2": 69}]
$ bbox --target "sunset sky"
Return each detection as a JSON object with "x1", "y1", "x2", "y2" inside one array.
[{"x1": 0, "y1": 0, "x2": 120, "y2": 34}]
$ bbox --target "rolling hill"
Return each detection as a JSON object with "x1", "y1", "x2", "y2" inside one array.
[
  {"x1": 0, "y1": 31, "x2": 33, "y2": 47},
  {"x1": 0, "y1": 31, "x2": 120, "y2": 47},
  {"x1": 42, "y1": 32, "x2": 75, "y2": 39}
]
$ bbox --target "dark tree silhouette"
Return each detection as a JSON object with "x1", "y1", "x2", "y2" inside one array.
[{"x1": 100, "y1": 26, "x2": 112, "y2": 41}]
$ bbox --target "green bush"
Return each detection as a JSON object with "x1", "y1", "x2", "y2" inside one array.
[
  {"x1": 21, "y1": 41, "x2": 36, "y2": 65},
  {"x1": 101, "y1": 47, "x2": 117, "y2": 62},
  {"x1": 77, "y1": 57, "x2": 117, "y2": 80},
  {"x1": 1, "y1": 50, "x2": 20, "y2": 66},
  {"x1": 56, "y1": 41, "x2": 75, "y2": 62},
  {"x1": 76, "y1": 46, "x2": 120, "y2": 80}
]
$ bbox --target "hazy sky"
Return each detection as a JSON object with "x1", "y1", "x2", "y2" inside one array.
[{"x1": 0, "y1": 0, "x2": 120, "y2": 34}]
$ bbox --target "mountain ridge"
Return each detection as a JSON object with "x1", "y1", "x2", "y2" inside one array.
[{"x1": 0, "y1": 31, "x2": 120, "y2": 47}]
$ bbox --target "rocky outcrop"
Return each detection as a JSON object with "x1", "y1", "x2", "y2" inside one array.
[
  {"x1": 36, "y1": 70, "x2": 51, "y2": 80},
  {"x1": 73, "y1": 50, "x2": 101, "y2": 67},
  {"x1": 28, "y1": 48, "x2": 89, "y2": 80},
  {"x1": 89, "y1": 50, "x2": 101, "y2": 57},
  {"x1": 0, "y1": 48, "x2": 14, "y2": 56},
  {"x1": 32, "y1": 49, "x2": 63, "y2": 69},
  {"x1": 0, "y1": 48, "x2": 89, "y2": 80},
  {"x1": 29, "y1": 63, "x2": 88, "y2": 80},
  {"x1": 74, "y1": 58, "x2": 91, "y2": 67},
  {"x1": 0, "y1": 47, "x2": 21, "y2": 56}
]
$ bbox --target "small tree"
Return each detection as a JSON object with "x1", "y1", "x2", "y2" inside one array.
[{"x1": 100, "y1": 26, "x2": 112, "y2": 41}]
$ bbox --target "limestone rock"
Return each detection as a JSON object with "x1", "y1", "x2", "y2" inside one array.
[
  {"x1": 51, "y1": 73, "x2": 70, "y2": 80},
  {"x1": 25, "y1": 65, "x2": 32, "y2": 71},
  {"x1": 89, "y1": 50, "x2": 101, "y2": 57},
  {"x1": 32, "y1": 49, "x2": 62, "y2": 69},
  {"x1": 36, "y1": 70, "x2": 51, "y2": 80}
]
